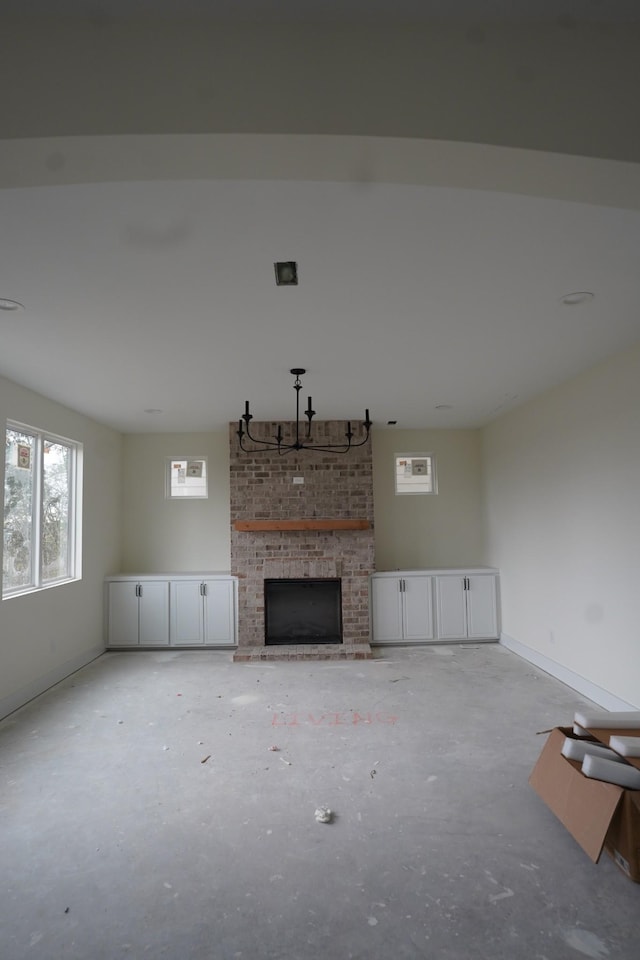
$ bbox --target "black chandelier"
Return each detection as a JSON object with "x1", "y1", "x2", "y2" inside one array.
[{"x1": 237, "y1": 368, "x2": 372, "y2": 455}]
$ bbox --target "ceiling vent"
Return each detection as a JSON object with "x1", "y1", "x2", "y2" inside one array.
[{"x1": 274, "y1": 261, "x2": 298, "y2": 286}]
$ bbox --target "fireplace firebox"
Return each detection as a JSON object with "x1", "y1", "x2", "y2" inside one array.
[{"x1": 264, "y1": 578, "x2": 342, "y2": 645}]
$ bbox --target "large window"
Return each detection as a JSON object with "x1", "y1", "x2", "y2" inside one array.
[{"x1": 3, "y1": 422, "x2": 82, "y2": 597}]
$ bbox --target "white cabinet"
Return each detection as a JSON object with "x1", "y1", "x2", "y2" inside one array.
[
  {"x1": 371, "y1": 574, "x2": 434, "y2": 643},
  {"x1": 170, "y1": 579, "x2": 235, "y2": 646},
  {"x1": 371, "y1": 569, "x2": 499, "y2": 644},
  {"x1": 106, "y1": 574, "x2": 236, "y2": 649},
  {"x1": 435, "y1": 574, "x2": 498, "y2": 640},
  {"x1": 107, "y1": 580, "x2": 170, "y2": 647}
]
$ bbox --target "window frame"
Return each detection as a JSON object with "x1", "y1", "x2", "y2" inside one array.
[
  {"x1": 165, "y1": 456, "x2": 209, "y2": 500},
  {"x1": 3, "y1": 421, "x2": 83, "y2": 598},
  {"x1": 394, "y1": 452, "x2": 437, "y2": 496}
]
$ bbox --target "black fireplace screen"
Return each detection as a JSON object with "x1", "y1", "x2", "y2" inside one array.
[{"x1": 264, "y1": 578, "x2": 342, "y2": 645}]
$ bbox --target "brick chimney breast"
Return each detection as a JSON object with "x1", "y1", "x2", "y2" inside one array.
[{"x1": 230, "y1": 420, "x2": 374, "y2": 655}]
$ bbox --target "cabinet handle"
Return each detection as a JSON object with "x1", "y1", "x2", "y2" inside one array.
[
  {"x1": 201, "y1": 583, "x2": 207, "y2": 597},
  {"x1": 137, "y1": 584, "x2": 142, "y2": 598}
]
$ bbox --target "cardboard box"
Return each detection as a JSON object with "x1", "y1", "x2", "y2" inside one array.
[{"x1": 529, "y1": 726, "x2": 640, "y2": 882}]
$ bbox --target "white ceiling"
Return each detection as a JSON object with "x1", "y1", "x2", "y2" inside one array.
[
  {"x1": 1, "y1": 2, "x2": 640, "y2": 434},
  {"x1": 2, "y1": 150, "x2": 640, "y2": 433}
]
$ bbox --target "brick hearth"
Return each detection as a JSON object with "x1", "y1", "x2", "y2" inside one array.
[
  {"x1": 229, "y1": 420, "x2": 375, "y2": 661},
  {"x1": 233, "y1": 643, "x2": 374, "y2": 662}
]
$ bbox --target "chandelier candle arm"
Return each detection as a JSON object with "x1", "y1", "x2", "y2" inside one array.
[{"x1": 236, "y1": 368, "x2": 372, "y2": 454}]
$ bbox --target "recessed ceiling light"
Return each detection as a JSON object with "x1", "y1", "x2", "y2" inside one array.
[
  {"x1": 0, "y1": 298, "x2": 25, "y2": 312},
  {"x1": 274, "y1": 261, "x2": 298, "y2": 286},
  {"x1": 435, "y1": 403, "x2": 453, "y2": 411},
  {"x1": 560, "y1": 291, "x2": 594, "y2": 306},
  {"x1": 144, "y1": 408, "x2": 163, "y2": 415}
]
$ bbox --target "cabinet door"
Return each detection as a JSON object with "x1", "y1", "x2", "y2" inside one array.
[
  {"x1": 402, "y1": 576, "x2": 434, "y2": 641},
  {"x1": 138, "y1": 581, "x2": 170, "y2": 646},
  {"x1": 371, "y1": 577, "x2": 404, "y2": 642},
  {"x1": 170, "y1": 580, "x2": 204, "y2": 645},
  {"x1": 435, "y1": 576, "x2": 467, "y2": 640},
  {"x1": 466, "y1": 576, "x2": 498, "y2": 639},
  {"x1": 202, "y1": 580, "x2": 234, "y2": 644},
  {"x1": 108, "y1": 581, "x2": 140, "y2": 646}
]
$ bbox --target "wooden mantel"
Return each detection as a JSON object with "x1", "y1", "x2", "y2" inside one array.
[{"x1": 233, "y1": 519, "x2": 371, "y2": 532}]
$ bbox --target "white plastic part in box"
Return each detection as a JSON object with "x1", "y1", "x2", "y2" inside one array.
[
  {"x1": 574, "y1": 710, "x2": 640, "y2": 730},
  {"x1": 609, "y1": 735, "x2": 640, "y2": 758},
  {"x1": 573, "y1": 723, "x2": 591, "y2": 737},
  {"x1": 561, "y1": 738, "x2": 623, "y2": 764},
  {"x1": 582, "y1": 753, "x2": 640, "y2": 790}
]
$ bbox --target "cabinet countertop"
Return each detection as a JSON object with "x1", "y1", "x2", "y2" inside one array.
[
  {"x1": 372, "y1": 567, "x2": 498, "y2": 576},
  {"x1": 105, "y1": 572, "x2": 235, "y2": 581}
]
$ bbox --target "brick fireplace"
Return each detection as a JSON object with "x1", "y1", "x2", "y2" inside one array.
[{"x1": 230, "y1": 420, "x2": 375, "y2": 661}]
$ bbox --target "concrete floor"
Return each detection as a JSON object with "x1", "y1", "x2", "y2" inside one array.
[{"x1": 1, "y1": 644, "x2": 638, "y2": 960}]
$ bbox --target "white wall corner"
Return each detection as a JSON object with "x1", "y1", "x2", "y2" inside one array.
[
  {"x1": 500, "y1": 633, "x2": 638, "y2": 712},
  {"x1": 0, "y1": 645, "x2": 105, "y2": 722}
]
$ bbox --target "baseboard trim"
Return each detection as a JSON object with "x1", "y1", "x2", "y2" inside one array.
[
  {"x1": 0, "y1": 644, "x2": 105, "y2": 721},
  {"x1": 500, "y1": 632, "x2": 638, "y2": 711}
]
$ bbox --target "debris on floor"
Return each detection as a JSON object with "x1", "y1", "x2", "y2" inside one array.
[
  {"x1": 315, "y1": 806, "x2": 333, "y2": 824},
  {"x1": 200, "y1": 755, "x2": 211, "y2": 764},
  {"x1": 268, "y1": 745, "x2": 280, "y2": 751},
  {"x1": 280, "y1": 756, "x2": 292, "y2": 766}
]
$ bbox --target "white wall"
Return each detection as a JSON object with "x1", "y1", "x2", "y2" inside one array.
[
  {"x1": 0, "y1": 374, "x2": 122, "y2": 719},
  {"x1": 373, "y1": 428, "x2": 483, "y2": 570},
  {"x1": 482, "y1": 343, "x2": 640, "y2": 709},
  {"x1": 117, "y1": 427, "x2": 482, "y2": 575},
  {"x1": 120, "y1": 432, "x2": 230, "y2": 573}
]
